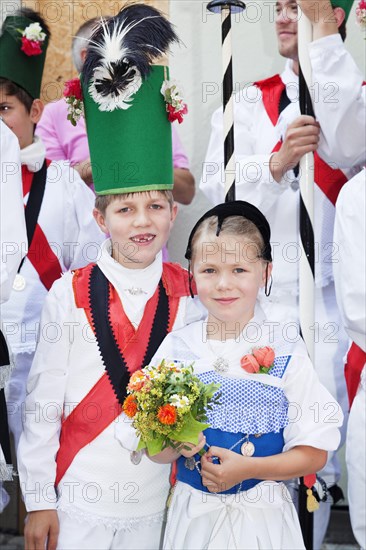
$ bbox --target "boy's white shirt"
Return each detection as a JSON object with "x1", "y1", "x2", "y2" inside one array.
[
  {"x1": 0, "y1": 137, "x2": 105, "y2": 354},
  {"x1": 17, "y1": 241, "x2": 204, "y2": 525},
  {"x1": 0, "y1": 121, "x2": 27, "y2": 304},
  {"x1": 98, "y1": 239, "x2": 162, "y2": 326}
]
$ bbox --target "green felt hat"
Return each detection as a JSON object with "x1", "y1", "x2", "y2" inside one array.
[
  {"x1": 0, "y1": 15, "x2": 49, "y2": 99},
  {"x1": 83, "y1": 65, "x2": 173, "y2": 195},
  {"x1": 80, "y1": 3, "x2": 181, "y2": 196},
  {"x1": 331, "y1": 0, "x2": 354, "y2": 21}
]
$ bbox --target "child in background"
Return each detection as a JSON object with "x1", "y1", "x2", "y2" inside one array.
[
  {"x1": 0, "y1": 7, "x2": 104, "y2": 452},
  {"x1": 151, "y1": 201, "x2": 343, "y2": 550},
  {"x1": 18, "y1": 5, "x2": 203, "y2": 549}
]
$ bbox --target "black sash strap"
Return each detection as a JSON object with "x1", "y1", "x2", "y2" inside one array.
[
  {"x1": 0, "y1": 331, "x2": 12, "y2": 466},
  {"x1": 18, "y1": 160, "x2": 48, "y2": 274},
  {"x1": 278, "y1": 88, "x2": 301, "y2": 179},
  {"x1": 88, "y1": 265, "x2": 170, "y2": 404}
]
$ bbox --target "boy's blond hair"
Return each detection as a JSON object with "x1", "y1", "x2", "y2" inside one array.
[{"x1": 95, "y1": 190, "x2": 174, "y2": 215}]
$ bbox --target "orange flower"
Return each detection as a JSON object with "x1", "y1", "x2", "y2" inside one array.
[
  {"x1": 157, "y1": 404, "x2": 177, "y2": 425},
  {"x1": 123, "y1": 395, "x2": 138, "y2": 418},
  {"x1": 128, "y1": 370, "x2": 146, "y2": 392},
  {"x1": 240, "y1": 354, "x2": 260, "y2": 373},
  {"x1": 253, "y1": 346, "x2": 275, "y2": 369}
]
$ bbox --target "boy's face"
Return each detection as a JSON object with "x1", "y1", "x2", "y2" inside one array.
[
  {"x1": 0, "y1": 89, "x2": 43, "y2": 149},
  {"x1": 94, "y1": 191, "x2": 178, "y2": 269}
]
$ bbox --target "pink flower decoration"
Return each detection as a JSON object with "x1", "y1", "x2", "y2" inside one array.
[
  {"x1": 252, "y1": 346, "x2": 275, "y2": 369},
  {"x1": 21, "y1": 37, "x2": 42, "y2": 56},
  {"x1": 240, "y1": 354, "x2": 260, "y2": 373}
]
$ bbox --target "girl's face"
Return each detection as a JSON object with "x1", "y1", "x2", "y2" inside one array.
[{"x1": 192, "y1": 232, "x2": 272, "y2": 338}]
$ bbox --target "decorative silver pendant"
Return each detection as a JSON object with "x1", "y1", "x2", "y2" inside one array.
[
  {"x1": 184, "y1": 457, "x2": 196, "y2": 471},
  {"x1": 12, "y1": 274, "x2": 26, "y2": 291},
  {"x1": 213, "y1": 357, "x2": 229, "y2": 374},
  {"x1": 124, "y1": 287, "x2": 147, "y2": 296},
  {"x1": 241, "y1": 441, "x2": 255, "y2": 457},
  {"x1": 130, "y1": 450, "x2": 143, "y2": 465}
]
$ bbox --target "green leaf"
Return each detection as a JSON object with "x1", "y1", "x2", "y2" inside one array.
[
  {"x1": 145, "y1": 434, "x2": 165, "y2": 456},
  {"x1": 169, "y1": 411, "x2": 209, "y2": 445}
]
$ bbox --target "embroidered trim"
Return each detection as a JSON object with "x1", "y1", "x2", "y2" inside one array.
[
  {"x1": 0, "y1": 461, "x2": 14, "y2": 481},
  {"x1": 0, "y1": 363, "x2": 14, "y2": 390},
  {"x1": 57, "y1": 504, "x2": 165, "y2": 531}
]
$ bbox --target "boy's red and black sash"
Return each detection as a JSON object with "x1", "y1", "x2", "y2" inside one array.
[
  {"x1": 21, "y1": 162, "x2": 63, "y2": 290},
  {"x1": 254, "y1": 74, "x2": 348, "y2": 205},
  {"x1": 55, "y1": 262, "x2": 193, "y2": 486}
]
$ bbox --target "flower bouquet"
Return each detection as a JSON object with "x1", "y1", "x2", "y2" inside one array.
[{"x1": 123, "y1": 361, "x2": 220, "y2": 456}]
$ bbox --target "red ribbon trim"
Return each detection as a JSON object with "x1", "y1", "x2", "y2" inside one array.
[
  {"x1": 22, "y1": 162, "x2": 63, "y2": 290},
  {"x1": 55, "y1": 262, "x2": 192, "y2": 486}
]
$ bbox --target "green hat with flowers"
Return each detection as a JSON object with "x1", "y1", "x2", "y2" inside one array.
[
  {"x1": 64, "y1": 4, "x2": 186, "y2": 196},
  {"x1": 331, "y1": 0, "x2": 354, "y2": 21},
  {"x1": 0, "y1": 8, "x2": 50, "y2": 99}
]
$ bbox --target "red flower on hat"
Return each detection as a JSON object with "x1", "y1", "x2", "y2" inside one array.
[
  {"x1": 64, "y1": 78, "x2": 83, "y2": 101},
  {"x1": 356, "y1": 0, "x2": 366, "y2": 29},
  {"x1": 63, "y1": 78, "x2": 84, "y2": 127},
  {"x1": 21, "y1": 37, "x2": 43, "y2": 56},
  {"x1": 241, "y1": 346, "x2": 275, "y2": 374},
  {"x1": 161, "y1": 80, "x2": 188, "y2": 124},
  {"x1": 19, "y1": 22, "x2": 46, "y2": 57},
  {"x1": 167, "y1": 102, "x2": 188, "y2": 124}
]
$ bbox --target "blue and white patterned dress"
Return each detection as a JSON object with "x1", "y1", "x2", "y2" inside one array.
[{"x1": 152, "y1": 305, "x2": 343, "y2": 550}]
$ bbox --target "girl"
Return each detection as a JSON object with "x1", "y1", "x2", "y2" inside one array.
[{"x1": 150, "y1": 201, "x2": 343, "y2": 550}]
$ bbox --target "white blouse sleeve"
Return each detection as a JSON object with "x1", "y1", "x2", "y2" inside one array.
[
  {"x1": 17, "y1": 273, "x2": 74, "y2": 511},
  {"x1": 282, "y1": 350, "x2": 343, "y2": 452}
]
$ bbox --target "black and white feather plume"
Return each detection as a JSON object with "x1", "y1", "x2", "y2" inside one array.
[{"x1": 82, "y1": 4, "x2": 179, "y2": 112}]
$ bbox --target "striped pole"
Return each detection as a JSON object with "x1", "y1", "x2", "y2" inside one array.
[
  {"x1": 298, "y1": 8, "x2": 315, "y2": 364},
  {"x1": 207, "y1": 0, "x2": 246, "y2": 202},
  {"x1": 298, "y1": 8, "x2": 316, "y2": 550}
]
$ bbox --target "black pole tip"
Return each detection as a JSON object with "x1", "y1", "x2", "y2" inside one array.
[{"x1": 207, "y1": 0, "x2": 246, "y2": 14}]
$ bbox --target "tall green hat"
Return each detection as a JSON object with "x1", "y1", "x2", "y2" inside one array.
[
  {"x1": 0, "y1": 10, "x2": 49, "y2": 99},
  {"x1": 80, "y1": 4, "x2": 183, "y2": 196},
  {"x1": 331, "y1": 0, "x2": 354, "y2": 21}
]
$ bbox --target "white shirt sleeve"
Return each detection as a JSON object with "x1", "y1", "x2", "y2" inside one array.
[
  {"x1": 309, "y1": 34, "x2": 366, "y2": 168},
  {"x1": 333, "y1": 170, "x2": 366, "y2": 351},
  {"x1": 283, "y1": 349, "x2": 343, "y2": 452},
  {"x1": 17, "y1": 274, "x2": 73, "y2": 511},
  {"x1": 0, "y1": 122, "x2": 27, "y2": 303},
  {"x1": 200, "y1": 95, "x2": 291, "y2": 209}
]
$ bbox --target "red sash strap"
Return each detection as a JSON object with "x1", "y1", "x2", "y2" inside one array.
[
  {"x1": 22, "y1": 163, "x2": 63, "y2": 290},
  {"x1": 55, "y1": 262, "x2": 193, "y2": 486},
  {"x1": 255, "y1": 75, "x2": 348, "y2": 205},
  {"x1": 345, "y1": 342, "x2": 366, "y2": 408}
]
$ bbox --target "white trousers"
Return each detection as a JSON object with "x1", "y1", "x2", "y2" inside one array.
[
  {"x1": 346, "y1": 369, "x2": 366, "y2": 549},
  {"x1": 57, "y1": 510, "x2": 164, "y2": 550}
]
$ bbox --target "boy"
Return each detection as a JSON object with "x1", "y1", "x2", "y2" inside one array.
[
  {"x1": 18, "y1": 5, "x2": 203, "y2": 549},
  {"x1": 0, "y1": 121, "x2": 27, "y2": 510},
  {"x1": 0, "y1": 7, "x2": 105, "y2": 452}
]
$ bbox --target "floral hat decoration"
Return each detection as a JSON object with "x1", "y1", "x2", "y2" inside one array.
[
  {"x1": 0, "y1": 8, "x2": 50, "y2": 99},
  {"x1": 64, "y1": 4, "x2": 186, "y2": 195}
]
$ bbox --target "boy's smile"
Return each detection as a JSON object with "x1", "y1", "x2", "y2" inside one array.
[{"x1": 94, "y1": 191, "x2": 177, "y2": 269}]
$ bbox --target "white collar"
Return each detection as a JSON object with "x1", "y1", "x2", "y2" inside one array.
[
  {"x1": 20, "y1": 137, "x2": 46, "y2": 172},
  {"x1": 97, "y1": 239, "x2": 163, "y2": 325},
  {"x1": 281, "y1": 60, "x2": 299, "y2": 100}
]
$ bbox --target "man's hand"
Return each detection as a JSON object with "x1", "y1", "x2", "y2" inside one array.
[
  {"x1": 270, "y1": 115, "x2": 320, "y2": 183},
  {"x1": 24, "y1": 510, "x2": 59, "y2": 550},
  {"x1": 297, "y1": 0, "x2": 340, "y2": 38}
]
